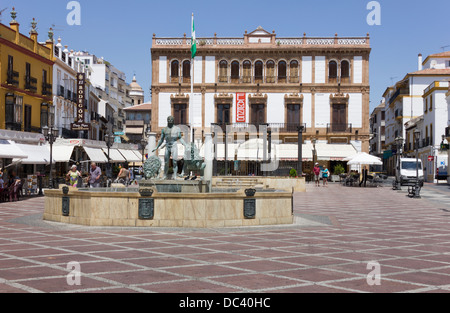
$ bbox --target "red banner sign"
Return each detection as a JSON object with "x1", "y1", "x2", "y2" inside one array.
[{"x1": 236, "y1": 93, "x2": 246, "y2": 123}]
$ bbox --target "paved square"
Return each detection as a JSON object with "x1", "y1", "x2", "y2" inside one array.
[{"x1": 1, "y1": 183, "x2": 450, "y2": 293}]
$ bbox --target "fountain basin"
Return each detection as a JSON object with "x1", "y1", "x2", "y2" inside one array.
[{"x1": 43, "y1": 187, "x2": 294, "y2": 228}]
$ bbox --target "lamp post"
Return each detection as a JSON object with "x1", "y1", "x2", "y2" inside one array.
[
  {"x1": 140, "y1": 137, "x2": 147, "y2": 164},
  {"x1": 413, "y1": 129, "x2": 421, "y2": 198},
  {"x1": 311, "y1": 137, "x2": 317, "y2": 167},
  {"x1": 104, "y1": 132, "x2": 114, "y2": 182},
  {"x1": 42, "y1": 125, "x2": 59, "y2": 189},
  {"x1": 297, "y1": 125, "x2": 305, "y2": 177},
  {"x1": 393, "y1": 136, "x2": 404, "y2": 190}
]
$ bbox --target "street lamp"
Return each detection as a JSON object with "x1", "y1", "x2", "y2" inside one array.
[
  {"x1": 297, "y1": 125, "x2": 305, "y2": 177},
  {"x1": 413, "y1": 129, "x2": 421, "y2": 198},
  {"x1": 393, "y1": 136, "x2": 404, "y2": 190},
  {"x1": 140, "y1": 137, "x2": 147, "y2": 164},
  {"x1": 42, "y1": 125, "x2": 59, "y2": 189},
  {"x1": 104, "y1": 132, "x2": 114, "y2": 182}
]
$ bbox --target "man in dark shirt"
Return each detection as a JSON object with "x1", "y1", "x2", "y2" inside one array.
[{"x1": 89, "y1": 162, "x2": 102, "y2": 188}]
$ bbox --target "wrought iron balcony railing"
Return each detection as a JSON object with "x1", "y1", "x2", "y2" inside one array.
[{"x1": 326, "y1": 123, "x2": 353, "y2": 133}]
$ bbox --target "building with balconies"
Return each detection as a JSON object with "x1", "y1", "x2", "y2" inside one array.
[
  {"x1": 150, "y1": 27, "x2": 371, "y2": 173},
  {"x1": 0, "y1": 8, "x2": 54, "y2": 134},
  {"x1": 369, "y1": 101, "x2": 385, "y2": 159},
  {"x1": 382, "y1": 52, "x2": 450, "y2": 175}
]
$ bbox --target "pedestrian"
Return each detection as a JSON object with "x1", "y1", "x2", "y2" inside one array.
[
  {"x1": 313, "y1": 163, "x2": 321, "y2": 187},
  {"x1": 88, "y1": 162, "x2": 102, "y2": 188},
  {"x1": 322, "y1": 166, "x2": 329, "y2": 187},
  {"x1": 66, "y1": 165, "x2": 81, "y2": 187},
  {"x1": 115, "y1": 163, "x2": 130, "y2": 185}
]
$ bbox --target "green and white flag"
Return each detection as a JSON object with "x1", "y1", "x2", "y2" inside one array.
[{"x1": 191, "y1": 13, "x2": 197, "y2": 59}]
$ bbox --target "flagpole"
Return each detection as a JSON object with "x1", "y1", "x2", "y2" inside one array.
[{"x1": 190, "y1": 13, "x2": 194, "y2": 143}]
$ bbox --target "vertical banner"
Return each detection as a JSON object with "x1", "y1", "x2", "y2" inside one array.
[
  {"x1": 76, "y1": 72, "x2": 85, "y2": 124},
  {"x1": 236, "y1": 92, "x2": 246, "y2": 123}
]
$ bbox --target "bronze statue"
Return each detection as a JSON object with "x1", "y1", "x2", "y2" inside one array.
[{"x1": 152, "y1": 116, "x2": 187, "y2": 179}]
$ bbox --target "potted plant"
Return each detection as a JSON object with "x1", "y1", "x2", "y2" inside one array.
[
  {"x1": 289, "y1": 168, "x2": 297, "y2": 178},
  {"x1": 332, "y1": 164, "x2": 345, "y2": 182}
]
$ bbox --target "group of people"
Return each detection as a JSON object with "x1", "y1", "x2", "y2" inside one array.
[
  {"x1": 313, "y1": 163, "x2": 330, "y2": 187},
  {"x1": 66, "y1": 162, "x2": 132, "y2": 188},
  {"x1": 0, "y1": 168, "x2": 23, "y2": 202},
  {"x1": 66, "y1": 162, "x2": 103, "y2": 188}
]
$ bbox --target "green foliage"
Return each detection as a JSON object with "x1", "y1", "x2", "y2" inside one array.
[
  {"x1": 289, "y1": 168, "x2": 297, "y2": 177},
  {"x1": 333, "y1": 163, "x2": 345, "y2": 175}
]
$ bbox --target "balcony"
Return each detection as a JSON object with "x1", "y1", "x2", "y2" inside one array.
[
  {"x1": 211, "y1": 123, "x2": 306, "y2": 133},
  {"x1": 24, "y1": 76, "x2": 38, "y2": 93},
  {"x1": 58, "y1": 85, "x2": 65, "y2": 97},
  {"x1": 6, "y1": 70, "x2": 19, "y2": 86},
  {"x1": 326, "y1": 123, "x2": 353, "y2": 133},
  {"x1": 213, "y1": 76, "x2": 303, "y2": 84},
  {"x1": 388, "y1": 88, "x2": 409, "y2": 106},
  {"x1": 42, "y1": 83, "x2": 52, "y2": 96}
]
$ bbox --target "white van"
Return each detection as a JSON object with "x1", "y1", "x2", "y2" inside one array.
[{"x1": 399, "y1": 158, "x2": 424, "y2": 186}]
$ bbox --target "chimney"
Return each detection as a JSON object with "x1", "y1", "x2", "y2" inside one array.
[{"x1": 418, "y1": 53, "x2": 423, "y2": 71}]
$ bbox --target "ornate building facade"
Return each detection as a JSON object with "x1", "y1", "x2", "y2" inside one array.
[{"x1": 150, "y1": 27, "x2": 371, "y2": 160}]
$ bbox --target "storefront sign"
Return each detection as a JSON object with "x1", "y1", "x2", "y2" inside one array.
[
  {"x1": 236, "y1": 93, "x2": 246, "y2": 123},
  {"x1": 71, "y1": 73, "x2": 90, "y2": 131}
]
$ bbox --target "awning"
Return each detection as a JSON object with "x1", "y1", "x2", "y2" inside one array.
[
  {"x1": 118, "y1": 149, "x2": 141, "y2": 162},
  {"x1": 276, "y1": 144, "x2": 313, "y2": 161},
  {"x1": 316, "y1": 143, "x2": 357, "y2": 161},
  {"x1": 102, "y1": 148, "x2": 126, "y2": 162},
  {"x1": 51, "y1": 145, "x2": 75, "y2": 163},
  {"x1": 132, "y1": 150, "x2": 143, "y2": 162},
  {"x1": 215, "y1": 143, "x2": 238, "y2": 161},
  {"x1": 13, "y1": 144, "x2": 50, "y2": 164},
  {"x1": 83, "y1": 147, "x2": 108, "y2": 163},
  {"x1": 236, "y1": 139, "x2": 276, "y2": 161},
  {"x1": 0, "y1": 140, "x2": 28, "y2": 159}
]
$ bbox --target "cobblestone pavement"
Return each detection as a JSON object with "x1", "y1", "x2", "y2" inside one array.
[{"x1": 0, "y1": 183, "x2": 449, "y2": 293}]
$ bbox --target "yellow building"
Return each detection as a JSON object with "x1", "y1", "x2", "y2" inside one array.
[{"x1": 0, "y1": 8, "x2": 54, "y2": 132}]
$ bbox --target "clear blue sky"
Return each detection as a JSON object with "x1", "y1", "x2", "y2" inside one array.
[{"x1": 5, "y1": 0, "x2": 450, "y2": 112}]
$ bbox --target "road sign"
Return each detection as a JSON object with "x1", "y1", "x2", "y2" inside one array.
[{"x1": 428, "y1": 156, "x2": 434, "y2": 162}]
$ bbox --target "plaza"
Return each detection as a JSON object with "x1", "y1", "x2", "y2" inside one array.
[{"x1": 0, "y1": 182, "x2": 449, "y2": 293}]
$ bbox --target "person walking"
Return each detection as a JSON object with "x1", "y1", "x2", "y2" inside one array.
[
  {"x1": 313, "y1": 163, "x2": 321, "y2": 187},
  {"x1": 66, "y1": 165, "x2": 81, "y2": 187},
  {"x1": 322, "y1": 166, "x2": 330, "y2": 187},
  {"x1": 88, "y1": 162, "x2": 102, "y2": 188}
]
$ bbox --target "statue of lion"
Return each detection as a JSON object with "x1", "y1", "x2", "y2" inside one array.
[
  {"x1": 182, "y1": 143, "x2": 206, "y2": 176},
  {"x1": 143, "y1": 155, "x2": 162, "y2": 179}
]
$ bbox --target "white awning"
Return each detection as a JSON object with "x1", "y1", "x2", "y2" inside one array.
[
  {"x1": 315, "y1": 143, "x2": 358, "y2": 161},
  {"x1": 51, "y1": 145, "x2": 75, "y2": 163},
  {"x1": 83, "y1": 147, "x2": 108, "y2": 163},
  {"x1": 0, "y1": 140, "x2": 28, "y2": 159},
  {"x1": 102, "y1": 148, "x2": 126, "y2": 162},
  {"x1": 13, "y1": 144, "x2": 50, "y2": 164},
  {"x1": 276, "y1": 144, "x2": 313, "y2": 161},
  {"x1": 119, "y1": 149, "x2": 141, "y2": 162},
  {"x1": 132, "y1": 150, "x2": 143, "y2": 162},
  {"x1": 215, "y1": 143, "x2": 238, "y2": 161},
  {"x1": 236, "y1": 139, "x2": 276, "y2": 161}
]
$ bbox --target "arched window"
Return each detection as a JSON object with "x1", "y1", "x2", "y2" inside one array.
[
  {"x1": 231, "y1": 61, "x2": 240, "y2": 82},
  {"x1": 329, "y1": 60, "x2": 338, "y2": 83},
  {"x1": 289, "y1": 60, "x2": 299, "y2": 83},
  {"x1": 243, "y1": 60, "x2": 251, "y2": 83},
  {"x1": 278, "y1": 61, "x2": 287, "y2": 83},
  {"x1": 254, "y1": 61, "x2": 263, "y2": 83},
  {"x1": 171, "y1": 60, "x2": 179, "y2": 83},
  {"x1": 182, "y1": 60, "x2": 191, "y2": 83},
  {"x1": 266, "y1": 60, "x2": 275, "y2": 83},
  {"x1": 219, "y1": 60, "x2": 228, "y2": 82},
  {"x1": 341, "y1": 60, "x2": 350, "y2": 82}
]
